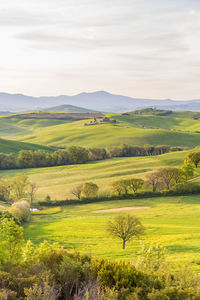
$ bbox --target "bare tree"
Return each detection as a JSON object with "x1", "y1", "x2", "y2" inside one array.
[
  {"x1": 106, "y1": 214, "x2": 145, "y2": 249},
  {"x1": 70, "y1": 184, "x2": 83, "y2": 199},
  {"x1": 28, "y1": 182, "x2": 38, "y2": 204},
  {"x1": 145, "y1": 172, "x2": 162, "y2": 192}
]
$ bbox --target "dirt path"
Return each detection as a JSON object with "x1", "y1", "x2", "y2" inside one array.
[{"x1": 92, "y1": 206, "x2": 149, "y2": 213}]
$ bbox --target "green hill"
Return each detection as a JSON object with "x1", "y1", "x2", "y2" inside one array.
[
  {"x1": 0, "y1": 150, "x2": 189, "y2": 200},
  {"x1": 0, "y1": 137, "x2": 53, "y2": 154},
  {"x1": 1, "y1": 110, "x2": 200, "y2": 148}
]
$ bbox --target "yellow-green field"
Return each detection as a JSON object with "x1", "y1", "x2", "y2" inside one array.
[
  {"x1": 0, "y1": 150, "x2": 190, "y2": 201},
  {"x1": 24, "y1": 195, "x2": 200, "y2": 270},
  {"x1": 1, "y1": 111, "x2": 200, "y2": 149},
  {"x1": 1, "y1": 111, "x2": 200, "y2": 270}
]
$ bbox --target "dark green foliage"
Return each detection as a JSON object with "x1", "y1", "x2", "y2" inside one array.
[{"x1": 0, "y1": 144, "x2": 181, "y2": 170}]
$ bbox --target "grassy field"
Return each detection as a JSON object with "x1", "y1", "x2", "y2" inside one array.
[
  {"x1": 1, "y1": 110, "x2": 200, "y2": 269},
  {"x1": 0, "y1": 150, "x2": 193, "y2": 201},
  {"x1": 0, "y1": 137, "x2": 53, "y2": 154},
  {"x1": 23, "y1": 195, "x2": 200, "y2": 270},
  {"x1": 1, "y1": 112, "x2": 200, "y2": 149}
]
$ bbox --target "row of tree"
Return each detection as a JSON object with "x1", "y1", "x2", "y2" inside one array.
[
  {"x1": 0, "y1": 144, "x2": 182, "y2": 170},
  {"x1": 71, "y1": 165, "x2": 194, "y2": 199},
  {"x1": 110, "y1": 165, "x2": 194, "y2": 195}
]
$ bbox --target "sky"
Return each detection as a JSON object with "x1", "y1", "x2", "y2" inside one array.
[{"x1": 0, "y1": 0, "x2": 200, "y2": 99}]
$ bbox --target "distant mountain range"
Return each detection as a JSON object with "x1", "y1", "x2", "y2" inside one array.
[{"x1": 1, "y1": 91, "x2": 200, "y2": 113}]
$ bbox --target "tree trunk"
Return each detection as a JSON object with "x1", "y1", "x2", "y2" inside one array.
[{"x1": 123, "y1": 239, "x2": 126, "y2": 250}]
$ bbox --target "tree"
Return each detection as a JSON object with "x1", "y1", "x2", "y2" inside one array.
[
  {"x1": 180, "y1": 164, "x2": 194, "y2": 180},
  {"x1": 109, "y1": 180, "x2": 125, "y2": 196},
  {"x1": 70, "y1": 184, "x2": 83, "y2": 199},
  {"x1": 145, "y1": 172, "x2": 162, "y2": 192},
  {"x1": 106, "y1": 214, "x2": 145, "y2": 249},
  {"x1": 157, "y1": 167, "x2": 180, "y2": 190},
  {"x1": 10, "y1": 174, "x2": 30, "y2": 202},
  {"x1": 126, "y1": 178, "x2": 144, "y2": 193},
  {"x1": 81, "y1": 182, "x2": 99, "y2": 198},
  {"x1": 184, "y1": 152, "x2": 200, "y2": 168},
  {"x1": 28, "y1": 182, "x2": 38, "y2": 204}
]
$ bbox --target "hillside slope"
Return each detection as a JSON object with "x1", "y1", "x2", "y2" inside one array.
[
  {"x1": 1, "y1": 111, "x2": 200, "y2": 148},
  {"x1": 0, "y1": 137, "x2": 53, "y2": 154}
]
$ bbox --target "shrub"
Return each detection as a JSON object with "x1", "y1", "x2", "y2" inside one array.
[{"x1": 10, "y1": 200, "x2": 30, "y2": 223}]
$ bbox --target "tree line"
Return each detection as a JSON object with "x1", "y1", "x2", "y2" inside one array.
[
  {"x1": 0, "y1": 144, "x2": 183, "y2": 170},
  {"x1": 69, "y1": 164, "x2": 195, "y2": 201}
]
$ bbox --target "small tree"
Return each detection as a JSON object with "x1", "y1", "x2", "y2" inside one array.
[
  {"x1": 10, "y1": 174, "x2": 30, "y2": 202},
  {"x1": 180, "y1": 164, "x2": 194, "y2": 181},
  {"x1": 157, "y1": 167, "x2": 180, "y2": 190},
  {"x1": 184, "y1": 152, "x2": 200, "y2": 168},
  {"x1": 106, "y1": 214, "x2": 145, "y2": 249},
  {"x1": 145, "y1": 172, "x2": 162, "y2": 192},
  {"x1": 28, "y1": 182, "x2": 38, "y2": 204},
  {"x1": 70, "y1": 184, "x2": 83, "y2": 199},
  {"x1": 109, "y1": 180, "x2": 125, "y2": 196},
  {"x1": 127, "y1": 178, "x2": 144, "y2": 193},
  {"x1": 81, "y1": 182, "x2": 99, "y2": 198}
]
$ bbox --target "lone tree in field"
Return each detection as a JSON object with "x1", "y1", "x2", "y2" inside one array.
[{"x1": 106, "y1": 214, "x2": 145, "y2": 249}]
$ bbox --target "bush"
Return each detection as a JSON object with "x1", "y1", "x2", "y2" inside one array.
[
  {"x1": 10, "y1": 200, "x2": 30, "y2": 223},
  {"x1": 172, "y1": 182, "x2": 200, "y2": 194}
]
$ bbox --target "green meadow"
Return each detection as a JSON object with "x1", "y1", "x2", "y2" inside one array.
[
  {"x1": 1, "y1": 110, "x2": 200, "y2": 269},
  {"x1": 0, "y1": 137, "x2": 53, "y2": 154},
  {"x1": 24, "y1": 195, "x2": 200, "y2": 270},
  {"x1": 0, "y1": 150, "x2": 190, "y2": 201},
  {"x1": 1, "y1": 111, "x2": 200, "y2": 149}
]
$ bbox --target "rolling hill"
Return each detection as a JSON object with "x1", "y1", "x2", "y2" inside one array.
[
  {"x1": 0, "y1": 110, "x2": 200, "y2": 149},
  {"x1": 0, "y1": 137, "x2": 53, "y2": 154},
  {"x1": 42, "y1": 104, "x2": 99, "y2": 113}
]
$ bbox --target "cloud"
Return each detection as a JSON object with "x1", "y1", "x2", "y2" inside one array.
[{"x1": 1, "y1": 0, "x2": 200, "y2": 99}]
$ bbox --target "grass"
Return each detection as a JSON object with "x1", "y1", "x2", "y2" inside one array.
[
  {"x1": 0, "y1": 150, "x2": 193, "y2": 201},
  {"x1": 23, "y1": 195, "x2": 200, "y2": 270},
  {"x1": 1, "y1": 110, "x2": 200, "y2": 268},
  {"x1": 1, "y1": 112, "x2": 200, "y2": 148},
  {"x1": 0, "y1": 137, "x2": 53, "y2": 154}
]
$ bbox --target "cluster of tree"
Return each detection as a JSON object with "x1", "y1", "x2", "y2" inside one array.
[
  {"x1": 0, "y1": 144, "x2": 182, "y2": 170},
  {"x1": 68, "y1": 165, "x2": 194, "y2": 203},
  {"x1": 0, "y1": 174, "x2": 37, "y2": 224},
  {"x1": 70, "y1": 182, "x2": 99, "y2": 199},
  {"x1": 0, "y1": 217, "x2": 200, "y2": 299},
  {"x1": 0, "y1": 174, "x2": 37, "y2": 204},
  {"x1": 109, "y1": 165, "x2": 194, "y2": 196}
]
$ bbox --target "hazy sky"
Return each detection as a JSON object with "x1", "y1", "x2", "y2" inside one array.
[{"x1": 0, "y1": 0, "x2": 200, "y2": 99}]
